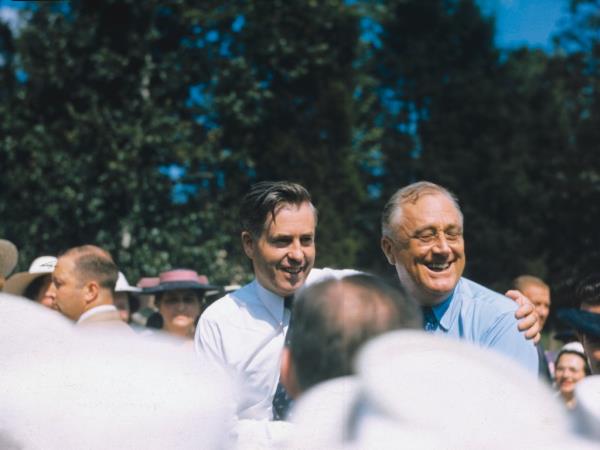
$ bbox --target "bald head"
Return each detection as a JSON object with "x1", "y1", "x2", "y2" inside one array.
[
  {"x1": 52, "y1": 245, "x2": 118, "y2": 321},
  {"x1": 287, "y1": 274, "x2": 422, "y2": 394},
  {"x1": 61, "y1": 245, "x2": 118, "y2": 292}
]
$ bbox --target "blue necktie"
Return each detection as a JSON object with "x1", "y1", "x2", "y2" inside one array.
[
  {"x1": 272, "y1": 296, "x2": 294, "y2": 420},
  {"x1": 422, "y1": 306, "x2": 437, "y2": 332}
]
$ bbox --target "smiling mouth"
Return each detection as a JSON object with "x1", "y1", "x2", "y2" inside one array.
[
  {"x1": 425, "y1": 262, "x2": 452, "y2": 272},
  {"x1": 281, "y1": 266, "x2": 304, "y2": 275}
]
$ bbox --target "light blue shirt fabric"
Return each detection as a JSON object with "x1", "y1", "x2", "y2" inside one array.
[{"x1": 425, "y1": 277, "x2": 539, "y2": 375}]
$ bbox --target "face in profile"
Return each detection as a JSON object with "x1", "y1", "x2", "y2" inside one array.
[
  {"x1": 242, "y1": 202, "x2": 316, "y2": 298},
  {"x1": 50, "y1": 254, "x2": 87, "y2": 321},
  {"x1": 158, "y1": 289, "x2": 203, "y2": 337},
  {"x1": 382, "y1": 192, "x2": 465, "y2": 306}
]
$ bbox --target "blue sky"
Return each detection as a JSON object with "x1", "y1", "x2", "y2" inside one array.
[
  {"x1": 478, "y1": 0, "x2": 570, "y2": 50},
  {"x1": 0, "y1": 0, "x2": 570, "y2": 50}
]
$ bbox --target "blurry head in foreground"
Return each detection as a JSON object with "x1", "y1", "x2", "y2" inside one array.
[
  {"x1": 4, "y1": 256, "x2": 57, "y2": 309},
  {"x1": 290, "y1": 331, "x2": 593, "y2": 449},
  {"x1": 513, "y1": 275, "x2": 551, "y2": 330},
  {"x1": 0, "y1": 292, "x2": 232, "y2": 450},
  {"x1": 280, "y1": 274, "x2": 422, "y2": 398}
]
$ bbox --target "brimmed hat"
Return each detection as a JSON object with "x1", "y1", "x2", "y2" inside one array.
[
  {"x1": 0, "y1": 239, "x2": 18, "y2": 278},
  {"x1": 142, "y1": 269, "x2": 219, "y2": 294},
  {"x1": 115, "y1": 272, "x2": 141, "y2": 294},
  {"x1": 557, "y1": 308, "x2": 600, "y2": 338},
  {"x1": 4, "y1": 256, "x2": 56, "y2": 296}
]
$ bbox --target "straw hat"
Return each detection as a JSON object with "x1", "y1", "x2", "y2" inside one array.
[
  {"x1": 142, "y1": 269, "x2": 219, "y2": 294},
  {"x1": 4, "y1": 256, "x2": 56, "y2": 296},
  {"x1": 0, "y1": 239, "x2": 18, "y2": 278}
]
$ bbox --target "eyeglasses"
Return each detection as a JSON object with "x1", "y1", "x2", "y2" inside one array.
[{"x1": 410, "y1": 227, "x2": 463, "y2": 246}]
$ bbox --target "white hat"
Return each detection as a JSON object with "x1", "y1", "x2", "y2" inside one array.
[
  {"x1": 3, "y1": 256, "x2": 56, "y2": 296},
  {"x1": 573, "y1": 375, "x2": 600, "y2": 441},
  {"x1": 115, "y1": 271, "x2": 141, "y2": 293},
  {"x1": 0, "y1": 295, "x2": 234, "y2": 449},
  {"x1": 0, "y1": 239, "x2": 18, "y2": 278},
  {"x1": 559, "y1": 341, "x2": 586, "y2": 357},
  {"x1": 290, "y1": 331, "x2": 595, "y2": 449}
]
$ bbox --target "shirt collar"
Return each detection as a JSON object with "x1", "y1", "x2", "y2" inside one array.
[
  {"x1": 77, "y1": 304, "x2": 118, "y2": 324},
  {"x1": 254, "y1": 279, "x2": 285, "y2": 324},
  {"x1": 431, "y1": 279, "x2": 463, "y2": 332}
]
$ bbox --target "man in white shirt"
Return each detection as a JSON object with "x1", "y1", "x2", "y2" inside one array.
[
  {"x1": 50, "y1": 245, "x2": 131, "y2": 332},
  {"x1": 197, "y1": 181, "x2": 354, "y2": 421}
]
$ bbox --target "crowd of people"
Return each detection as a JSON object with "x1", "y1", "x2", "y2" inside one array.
[{"x1": 1, "y1": 180, "x2": 600, "y2": 448}]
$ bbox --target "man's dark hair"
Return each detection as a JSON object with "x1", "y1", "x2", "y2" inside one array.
[
  {"x1": 576, "y1": 273, "x2": 600, "y2": 307},
  {"x1": 289, "y1": 274, "x2": 422, "y2": 392},
  {"x1": 62, "y1": 245, "x2": 118, "y2": 292},
  {"x1": 240, "y1": 181, "x2": 317, "y2": 237}
]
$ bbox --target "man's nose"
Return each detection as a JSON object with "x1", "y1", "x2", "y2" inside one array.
[
  {"x1": 432, "y1": 234, "x2": 451, "y2": 254},
  {"x1": 287, "y1": 241, "x2": 304, "y2": 261}
]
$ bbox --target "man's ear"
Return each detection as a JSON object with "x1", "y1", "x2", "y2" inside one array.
[
  {"x1": 241, "y1": 231, "x2": 255, "y2": 259},
  {"x1": 381, "y1": 236, "x2": 396, "y2": 265},
  {"x1": 280, "y1": 347, "x2": 300, "y2": 400},
  {"x1": 83, "y1": 281, "x2": 99, "y2": 305}
]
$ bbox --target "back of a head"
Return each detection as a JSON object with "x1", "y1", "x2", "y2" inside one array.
[
  {"x1": 239, "y1": 181, "x2": 316, "y2": 237},
  {"x1": 381, "y1": 181, "x2": 462, "y2": 237},
  {"x1": 290, "y1": 274, "x2": 422, "y2": 392},
  {"x1": 62, "y1": 245, "x2": 118, "y2": 292}
]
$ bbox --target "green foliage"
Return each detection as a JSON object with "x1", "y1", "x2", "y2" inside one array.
[{"x1": 1, "y1": 0, "x2": 600, "y2": 312}]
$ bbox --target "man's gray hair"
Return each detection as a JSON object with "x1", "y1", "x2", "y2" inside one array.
[{"x1": 381, "y1": 181, "x2": 463, "y2": 237}]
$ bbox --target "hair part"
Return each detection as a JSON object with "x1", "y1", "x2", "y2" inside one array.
[
  {"x1": 240, "y1": 181, "x2": 317, "y2": 237},
  {"x1": 381, "y1": 181, "x2": 462, "y2": 237},
  {"x1": 61, "y1": 245, "x2": 118, "y2": 292},
  {"x1": 290, "y1": 274, "x2": 422, "y2": 392}
]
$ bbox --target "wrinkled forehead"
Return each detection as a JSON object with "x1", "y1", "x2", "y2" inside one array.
[{"x1": 390, "y1": 192, "x2": 463, "y2": 229}]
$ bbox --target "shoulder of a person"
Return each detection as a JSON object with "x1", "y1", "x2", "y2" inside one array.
[
  {"x1": 459, "y1": 277, "x2": 517, "y2": 315},
  {"x1": 201, "y1": 281, "x2": 257, "y2": 321}
]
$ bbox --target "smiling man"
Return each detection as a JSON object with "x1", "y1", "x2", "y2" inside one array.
[
  {"x1": 381, "y1": 181, "x2": 538, "y2": 374},
  {"x1": 195, "y1": 181, "x2": 355, "y2": 421}
]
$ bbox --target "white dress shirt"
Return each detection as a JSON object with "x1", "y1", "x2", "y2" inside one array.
[{"x1": 195, "y1": 267, "x2": 358, "y2": 421}]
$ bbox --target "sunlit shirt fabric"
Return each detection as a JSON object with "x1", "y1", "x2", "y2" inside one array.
[
  {"x1": 426, "y1": 277, "x2": 539, "y2": 375},
  {"x1": 195, "y1": 267, "x2": 358, "y2": 421}
]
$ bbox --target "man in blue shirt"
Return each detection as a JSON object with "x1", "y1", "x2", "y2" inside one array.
[{"x1": 380, "y1": 181, "x2": 538, "y2": 374}]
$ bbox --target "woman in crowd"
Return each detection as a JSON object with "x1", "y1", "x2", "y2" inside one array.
[
  {"x1": 554, "y1": 341, "x2": 590, "y2": 409},
  {"x1": 144, "y1": 269, "x2": 218, "y2": 343},
  {"x1": 4, "y1": 256, "x2": 57, "y2": 309}
]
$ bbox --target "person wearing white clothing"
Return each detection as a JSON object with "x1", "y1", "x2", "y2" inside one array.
[{"x1": 196, "y1": 180, "x2": 356, "y2": 422}]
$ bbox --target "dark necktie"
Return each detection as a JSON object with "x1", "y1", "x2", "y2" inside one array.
[
  {"x1": 272, "y1": 295, "x2": 294, "y2": 421},
  {"x1": 422, "y1": 306, "x2": 437, "y2": 332}
]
